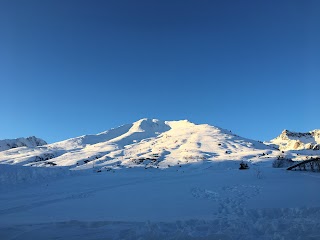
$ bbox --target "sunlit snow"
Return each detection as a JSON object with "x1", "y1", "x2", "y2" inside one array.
[{"x1": 0, "y1": 119, "x2": 319, "y2": 240}]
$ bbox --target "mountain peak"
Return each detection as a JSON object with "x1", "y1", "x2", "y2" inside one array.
[
  {"x1": 130, "y1": 118, "x2": 170, "y2": 133},
  {"x1": 0, "y1": 118, "x2": 276, "y2": 169},
  {"x1": 0, "y1": 136, "x2": 47, "y2": 152},
  {"x1": 271, "y1": 129, "x2": 320, "y2": 151}
]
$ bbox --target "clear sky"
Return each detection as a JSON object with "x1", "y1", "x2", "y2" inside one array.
[{"x1": 1, "y1": 0, "x2": 319, "y2": 143}]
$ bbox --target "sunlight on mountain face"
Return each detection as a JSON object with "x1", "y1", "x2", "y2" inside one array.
[
  {"x1": 0, "y1": 118, "x2": 279, "y2": 170},
  {"x1": 0, "y1": 120, "x2": 319, "y2": 240}
]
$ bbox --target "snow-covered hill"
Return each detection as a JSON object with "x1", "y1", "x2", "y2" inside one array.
[
  {"x1": 1, "y1": 119, "x2": 319, "y2": 240},
  {"x1": 0, "y1": 118, "x2": 278, "y2": 170},
  {"x1": 0, "y1": 136, "x2": 47, "y2": 152},
  {"x1": 268, "y1": 129, "x2": 320, "y2": 151}
]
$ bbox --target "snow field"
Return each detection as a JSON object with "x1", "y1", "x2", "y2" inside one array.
[{"x1": 0, "y1": 161, "x2": 320, "y2": 239}]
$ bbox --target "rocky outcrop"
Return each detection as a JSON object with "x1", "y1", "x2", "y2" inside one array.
[{"x1": 269, "y1": 129, "x2": 320, "y2": 151}]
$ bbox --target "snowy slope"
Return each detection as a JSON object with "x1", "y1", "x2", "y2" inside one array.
[
  {"x1": 0, "y1": 136, "x2": 47, "y2": 152},
  {"x1": 268, "y1": 129, "x2": 320, "y2": 151},
  {"x1": 0, "y1": 118, "x2": 278, "y2": 170},
  {"x1": 0, "y1": 119, "x2": 320, "y2": 240}
]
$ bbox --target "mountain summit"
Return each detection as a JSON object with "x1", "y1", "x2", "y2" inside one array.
[{"x1": 0, "y1": 136, "x2": 47, "y2": 152}]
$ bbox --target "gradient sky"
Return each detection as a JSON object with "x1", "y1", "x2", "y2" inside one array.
[{"x1": 1, "y1": 0, "x2": 319, "y2": 143}]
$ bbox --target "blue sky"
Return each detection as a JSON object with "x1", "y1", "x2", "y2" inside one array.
[{"x1": 1, "y1": 0, "x2": 319, "y2": 143}]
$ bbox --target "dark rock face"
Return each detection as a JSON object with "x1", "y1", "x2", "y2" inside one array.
[{"x1": 313, "y1": 144, "x2": 320, "y2": 151}]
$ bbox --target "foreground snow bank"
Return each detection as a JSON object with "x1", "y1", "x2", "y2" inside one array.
[
  {"x1": 0, "y1": 164, "x2": 72, "y2": 188},
  {"x1": 1, "y1": 209, "x2": 320, "y2": 240}
]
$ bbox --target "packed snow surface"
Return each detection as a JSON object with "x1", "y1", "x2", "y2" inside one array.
[
  {"x1": 1, "y1": 162, "x2": 319, "y2": 240},
  {"x1": 0, "y1": 119, "x2": 319, "y2": 239}
]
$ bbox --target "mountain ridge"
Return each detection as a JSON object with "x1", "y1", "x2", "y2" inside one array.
[
  {"x1": 269, "y1": 129, "x2": 320, "y2": 151},
  {"x1": 0, "y1": 119, "x2": 318, "y2": 170},
  {"x1": 0, "y1": 136, "x2": 47, "y2": 152},
  {"x1": 0, "y1": 118, "x2": 276, "y2": 170}
]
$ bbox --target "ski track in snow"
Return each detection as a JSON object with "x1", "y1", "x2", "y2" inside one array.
[
  {"x1": 191, "y1": 184, "x2": 262, "y2": 219},
  {"x1": 0, "y1": 177, "x2": 158, "y2": 216},
  {"x1": 1, "y1": 167, "x2": 319, "y2": 240}
]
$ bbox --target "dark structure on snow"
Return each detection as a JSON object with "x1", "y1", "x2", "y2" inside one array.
[{"x1": 287, "y1": 157, "x2": 320, "y2": 172}]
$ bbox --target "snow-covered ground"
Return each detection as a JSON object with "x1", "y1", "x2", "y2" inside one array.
[
  {"x1": 0, "y1": 161, "x2": 319, "y2": 240},
  {"x1": 0, "y1": 119, "x2": 319, "y2": 239}
]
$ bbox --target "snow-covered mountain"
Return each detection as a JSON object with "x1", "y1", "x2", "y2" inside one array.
[
  {"x1": 269, "y1": 129, "x2": 320, "y2": 151},
  {"x1": 0, "y1": 136, "x2": 47, "y2": 152},
  {"x1": 1, "y1": 119, "x2": 319, "y2": 240},
  {"x1": 0, "y1": 118, "x2": 277, "y2": 170}
]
